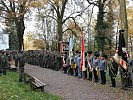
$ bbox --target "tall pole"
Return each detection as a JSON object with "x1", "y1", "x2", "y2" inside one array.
[{"x1": 119, "y1": 0, "x2": 128, "y2": 51}]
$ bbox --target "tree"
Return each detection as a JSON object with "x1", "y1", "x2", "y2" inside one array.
[
  {"x1": 95, "y1": 0, "x2": 109, "y2": 52},
  {"x1": 49, "y1": 0, "x2": 68, "y2": 51},
  {"x1": 0, "y1": 0, "x2": 45, "y2": 51}
]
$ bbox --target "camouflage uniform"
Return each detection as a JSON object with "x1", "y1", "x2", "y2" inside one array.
[
  {"x1": 18, "y1": 52, "x2": 26, "y2": 82},
  {"x1": 1, "y1": 51, "x2": 8, "y2": 75}
]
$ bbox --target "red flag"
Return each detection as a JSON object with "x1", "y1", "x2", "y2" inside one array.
[{"x1": 80, "y1": 32, "x2": 86, "y2": 71}]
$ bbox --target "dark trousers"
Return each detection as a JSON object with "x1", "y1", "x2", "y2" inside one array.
[
  {"x1": 83, "y1": 71, "x2": 87, "y2": 79},
  {"x1": 93, "y1": 69, "x2": 98, "y2": 82},
  {"x1": 19, "y1": 66, "x2": 25, "y2": 82},
  {"x1": 74, "y1": 67, "x2": 78, "y2": 77},
  {"x1": 100, "y1": 71, "x2": 106, "y2": 84},
  {"x1": 63, "y1": 67, "x2": 67, "y2": 74},
  {"x1": 110, "y1": 76, "x2": 116, "y2": 87},
  {"x1": 88, "y1": 68, "x2": 92, "y2": 80},
  {"x1": 0, "y1": 70, "x2": 2, "y2": 75},
  {"x1": 68, "y1": 66, "x2": 73, "y2": 75}
]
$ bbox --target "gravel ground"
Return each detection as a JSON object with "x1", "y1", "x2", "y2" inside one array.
[{"x1": 25, "y1": 64, "x2": 131, "y2": 100}]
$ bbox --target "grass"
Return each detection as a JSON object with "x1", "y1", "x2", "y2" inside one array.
[{"x1": 0, "y1": 71, "x2": 62, "y2": 100}]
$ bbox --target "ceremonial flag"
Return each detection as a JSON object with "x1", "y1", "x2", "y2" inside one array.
[
  {"x1": 114, "y1": 30, "x2": 128, "y2": 69},
  {"x1": 69, "y1": 38, "x2": 73, "y2": 65},
  {"x1": 80, "y1": 32, "x2": 86, "y2": 71}
]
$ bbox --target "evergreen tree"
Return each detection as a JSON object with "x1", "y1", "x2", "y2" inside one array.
[{"x1": 95, "y1": 0, "x2": 109, "y2": 52}]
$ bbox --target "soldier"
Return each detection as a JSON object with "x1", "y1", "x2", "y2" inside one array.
[
  {"x1": 99, "y1": 54, "x2": 107, "y2": 85},
  {"x1": 108, "y1": 56, "x2": 118, "y2": 87},
  {"x1": 39, "y1": 51, "x2": 44, "y2": 67},
  {"x1": 1, "y1": 51, "x2": 8, "y2": 75},
  {"x1": 74, "y1": 50, "x2": 79, "y2": 77},
  {"x1": 83, "y1": 52, "x2": 88, "y2": 79},
  {"x1": 92, "y1": 52, "x2": 100, "y2": 82},
  {"x1": 87, "y1": 51, "x2": 93, "y2": 81},
  {"x1": 0, "y1": 52, "x2": 2, "y2": 75},
  {"x1": 77, "y1": 52, "x2": 82, "y2": 78},
  {"x1": 14, "y1": 51, "x2": 19, "y2": 68},
  {"x1": 18, "y1": 51, "x2": 26, "y2": 82}
]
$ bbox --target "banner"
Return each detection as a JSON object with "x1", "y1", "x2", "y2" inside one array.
[
  {"x1": 80, "y1": 32, "x2": 86, "y2": 71},
  {"x1": 69, "y1": 38, "x2": 73, "y2": 65}
]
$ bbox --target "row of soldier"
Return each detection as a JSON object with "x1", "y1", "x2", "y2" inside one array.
[
  {"x1": 0, "y1": 50, "x2": 131, "y2": 88},
  {"x1": 0, "y1": 50, "x2": 26, "y2": 82},
  {"x1": 24, "y1": 50, "x2": 63, "y2": 71},
  {"x1": 63, "y1": 50, "x2": 122, "y2": 88}
]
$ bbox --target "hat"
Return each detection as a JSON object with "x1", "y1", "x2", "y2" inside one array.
[
  {"x1": 119, "y1": 29, "x2": 125, "y2": 33},
  {"x1": 101, "y1": 54, "x2": 107, "y2": 59},
  {"x1": 87, "y1": 50, "x2": 92, "y2": 54},
  {"x1": 85, "y1": 52, "x2": 87, "y2": 57},
  {"x1": 94, "y1": 51, "x2": 99, "y2": 57},
  {"x1": 76, "y1": 50, "x2": 79, "y2": 53}
]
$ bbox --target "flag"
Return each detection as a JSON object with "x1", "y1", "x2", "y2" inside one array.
[
  {"x1": 69, "y1": 38, "x2": 73, "y2": 65},
  {"x1": 80, "y1": 32, "x2": 86, "y2": 71},
  {"x1": 114, "y1": 30, "x2": 128, "y2": 69},
  {"x1": 60, "y1": 41, "x2": 63, "y2": 53}
]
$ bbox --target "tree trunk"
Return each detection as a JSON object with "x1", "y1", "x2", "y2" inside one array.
[
  {"x1": 57, "y1": 18, "x2": 63, "y2": 52},
  {"x1": 15, "y1": 17, "x2": 25, "y2": 52}
]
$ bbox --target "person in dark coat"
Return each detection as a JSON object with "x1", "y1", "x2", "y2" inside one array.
[
  {"x1": 87, "y1": 51, "x2": 93, "y2": 81},
  {"x1": 92, "y1": 51, "x2": 99, "y2": 82},
  {"x1": 99, "y1": 54, "x2": 107, "y2": 85},
  {"x1": 108, "y1": 57, "x2": 118, "y2": 87},
  {"x1": 14, "y1": 52, "x2": 19, "y2": 68},
  {"x1": 1, "y1": 51, "x2": 8, "y2": 75},
  {"x1": 18, "y1": 51, "x2": 26, "y2": 82}
]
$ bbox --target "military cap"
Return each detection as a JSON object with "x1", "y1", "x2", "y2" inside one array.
[
  {"x1": 76, "y1": 50, "x2": 79, "y2": 53},
  {"x1": 85, "y1": 52, "x2": 87, "y2": 57},
  {"x1": 119, "y1": 29, "x2": 125, "y2": 33},
  {"x1": 101, "y1": 54, "x2": 108, "y2": 59},
  {"x1": 87, "y1": 50, "x2": 92, "y2": 54},
  {"x1": 94, "y1": 51, "x2": 99, "y2": 57}
]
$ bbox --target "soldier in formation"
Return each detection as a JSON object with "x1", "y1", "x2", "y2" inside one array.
[
  {"x1": 18, "y1": 51, "x2": 26, "y2": 82},
  {"x1": 108, "y1": 56, "x2": 118, "y2": 87},
  {"x1": 0, "y1": 51, "x2": 8, "y2": 75}
]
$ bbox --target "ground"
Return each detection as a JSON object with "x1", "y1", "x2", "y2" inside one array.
[{"x1": 25, "y1": 64, "x2": 131, "y2": 100}]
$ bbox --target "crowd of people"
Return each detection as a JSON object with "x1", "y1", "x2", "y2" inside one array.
[
  {"x1": 63, "y1": 50, "x2": 119, "y2": 87},
  {"x1": 0, "y1": 50, "x2": 26, "y2": 82},
  {"x1": 0, "y1": 50, "x2": 132, "y2": 88}
]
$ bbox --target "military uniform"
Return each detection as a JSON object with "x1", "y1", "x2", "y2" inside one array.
[
  {"x1": 14, "y1": 52, "x2": 19, "y2": 68},
  {"x1": 1, "y1": 52, "x2": 8, "y2": 75},
  {"x1": 99, "y1": 55, "x2": 107, "y2": 85},
  {"x1": 108, "y1": 57, "x2": 118, "y2": 87},
  {"x1": 18, "y1": 52, "x2": 26, "y2": 82},
  {"x1": 87, "y1": 51, "x2": 93, "y2": 81},
  {"x1": 93, "y1": 56, "x2": 99, "y2": 82}
]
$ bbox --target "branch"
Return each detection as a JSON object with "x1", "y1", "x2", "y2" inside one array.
[
  {"x1": 44, "y1": 15, "x2": 57, "y2": 21},
  {"x1": 63, "y1": 28, "x2": 73, "y2": 33},
  {"x1": 61, "y1": 0, "x2": 68, "y2": 17},
  {"x1": 63, "y1": 4, "x2": 91, "y2": 24},
  {"x1": 1, "y1": 0, "x2": 10, "y2": 12},
  {"x1": 88, "y1": 5, "x2": 94, "y2": 27},
  {"x1": 86, "y1": 0, "x2": 98, "y2": 6},
  {"x1": 48, "y1": 1, "x2": 59, "y2": 17}
]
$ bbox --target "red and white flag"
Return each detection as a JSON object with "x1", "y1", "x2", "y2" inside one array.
[{"x1": 80, "y1": 32, "x2": 86, "y2": 71}]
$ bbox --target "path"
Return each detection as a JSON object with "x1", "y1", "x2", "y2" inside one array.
[{"x1": 25, "y1": 64, "x2": 130, "y2": 100}]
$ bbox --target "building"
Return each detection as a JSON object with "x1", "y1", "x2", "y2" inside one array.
[{"x1": 0, "y1": 26, "x2": 9, "y2": 50}]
